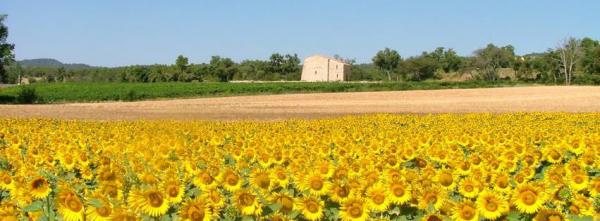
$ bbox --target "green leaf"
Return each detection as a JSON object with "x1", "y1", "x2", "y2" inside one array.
[
  {"x1": 568, "y1": 215, "x2": 593, "y2": 221},
  {"x1": 506, "y1": 211, "x2": 522, "y2": 221},
  {"x1": 88, "y1": 198, "x2": 104, "y2": 208},
  {"x1": 268, "y1": 203, "x2": 282, "y2": 211},
  {"x1": 23, "y1": 200, "x2": 43, "y2": 212},
  {"x1": 389, "y1": 206, "x2": 401, "y2": 216},
  {"x1": 289, "y1": 210, "x2": 300, "y2": 219},
  {"x1": 160, "y1": 214, "x2": 172, "y2": 221}
]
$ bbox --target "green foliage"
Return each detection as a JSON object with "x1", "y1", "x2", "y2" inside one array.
[
  {"x1": 373, "y1": 48, "x2": 402, "y2": 81},
  {"x1": 15, "y1": 86, "x2": 38, "y2": 104},
  {"x1": 0, "y1": 81, "x2": 532, "y2": 103},
  {"x1": 209, "y1": 56, "x2": 238, "y2": 82},
  {"x1": 0, "y1": 15, "x2": 15, "y2": 83},
  {"x1": 472, "y1": 44, "x2": 516, "y2": 81}
]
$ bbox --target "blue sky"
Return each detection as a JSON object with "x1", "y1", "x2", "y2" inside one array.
[{"x1": 3, "y1": 1, "x2": 600, "y2": 67}]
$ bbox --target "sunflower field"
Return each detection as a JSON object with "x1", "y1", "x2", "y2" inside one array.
[{"x1": 0, "y1": 113, "x2": 598, "y2": 221}]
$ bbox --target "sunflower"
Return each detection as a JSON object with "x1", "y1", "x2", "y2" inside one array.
[
  {"x1": 0, "y1": 172, "x2": 16, "y2": 193},
  {"x1": 329, "y1": 181, "x2": 353, "y2": 203},
  {"x1": 0, "y1": 203, "x2": 19, "y2": 221},
  {"x1": 270, "y1": 192, "x2": 295, "y2": 214},
  {"x1": 179, "y1": 198, "x2": 211, "y2": 221},
  {"x1": 270, "y1": 167, "x2": 290, "y2": 188},
  {"x1": 29, "y1": 176, "x2": 51, "y2": 199},
  {"x1": 250, "y1": 169, "x2": 273, "y2": 193},
  {"x1": 296, "y1": 195, "x2": 324, "y2": 221},
  {"x1": 590, "y1": 177, "x2": 600, "y2": 197},
  {"x1": 458, "y1": 178, "x2": 481, "y2": 199},
  {"x1": 492, "y1": 173, "x2": 511, "y2": 193},
  {"x1": 452, "y1": 200, "x2": 478, "y2": 221},
  {"x1": 86, "y1": 194, "x2": 113, "y2": 221},
  {"x1": 340, "y1": 197, "x2": 369, "y2": 221},
  {"x1": 300, "y1": 172, "x2": 331, "y2": 196},
  {"x1": 512, "y1": 183, "x2": 547, "y2": 214},
  {"x1": 533, "y1": 209, "x2": 566, "y2": 221},
  {"x1": 129, "y1": 188, "x2": 169, "y2": 217},
  {"x1": 421, "y1": 213, "x2": 445, "y2": 221},
  {"x1": 193, "y1": 170, "x2": 218, "y2": 191},
  {"x1": 267, "y1": 211, "x2": 293, "y2": 221},
  {"x1": 568, "y1": 171, "x2": 588, "y2": 192},
  {"x1": 365, "y1": 183, "x2": 390, "y2": 212},
  {"x1": 569, "y1": 194, "x2": 594, "y2": 217},
  {"x1": 476, "y1": 190, "x2": 508, "y2": 220},
  {"x1": 204, "y1": 187, "x2": 225, "y2": 213},
  {"x1": 434, "y1": 169, "x2": 456, "y2": 190},
  {"x1": 97, "y1": 183, "x2": 123, "y2": 201},
  {"x1": 418, "y1": 187, "x2": 448, "y2": 211},
  {"x1": 233, "y1": 189, "x2": 262, "y2": 216},
  {"x1": 161, "y1": 179, "x2": 184, "y2": 205},
  {"x1": 56, "y1": 189, "x2": 84, "y2": 221},
  {"x1": 543, "y1": 146, "x2": 564, "y2": 164},
  {"x1": 219, "y1": 168, "x2": 242, "y2": 192},
  {"x1": 388, "y1": 179, "x2": 412, "y2": 205}
]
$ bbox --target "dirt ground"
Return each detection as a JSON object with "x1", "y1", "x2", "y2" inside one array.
[{"x1": 1, "y1": 86, "x2": 600, "y2": 120}]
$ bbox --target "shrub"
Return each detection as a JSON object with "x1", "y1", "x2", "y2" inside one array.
[
  {"x1": 16, "y1": 86, "x2": 39, "y2": 104},
  {"x1": 121, "y1": 89, "x2": 140, "y2": 101}
]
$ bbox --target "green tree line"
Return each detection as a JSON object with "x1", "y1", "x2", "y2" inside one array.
[{"x1": 1, "y1": 14, "x2": 599, "y2": 85}]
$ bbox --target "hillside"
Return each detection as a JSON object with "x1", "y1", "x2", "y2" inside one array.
[{"x1": 18, "y1": 58, "x2": 93, "y2": 69}]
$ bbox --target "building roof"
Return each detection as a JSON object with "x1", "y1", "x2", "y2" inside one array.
[{"x1": 304, "y1": 54, "x2": 350, "y2": 65}]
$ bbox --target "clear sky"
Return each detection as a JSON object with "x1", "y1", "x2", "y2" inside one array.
[{"x1": 3, "y1": 1, "x2": 600, "y2": 67}]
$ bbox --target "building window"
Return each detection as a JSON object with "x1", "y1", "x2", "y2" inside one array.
[
  {"x1": 336, "y1": 65, "x2": 338, "y2": 69},
  {"x1": 314, "y1": 71, "x2": 317, "y2": 75}
]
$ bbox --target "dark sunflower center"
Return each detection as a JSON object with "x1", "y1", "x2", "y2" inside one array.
[
  {"x1": 239, "y1": 193, "x2": 255, "y2": 207},
  {"x1": 439, "y1": 173, "x2": 453, "y2": 186},
  {"x1": 306, "y1": 201, "x2": 319, "y2": 213},
  {"x1": 372, "y1": 194, "x2": 385, "y2": 204},
  {"x1": 485, "y1": 200, "x2": 498, "y2": 211},
  {"x1": 348, "y1": 204, "x2": 363, "y2": 218},
  {"x1": 226, "y1": 174, "x2": 239, "y2": 186},
  {"x1": 521, "y1": 190, "x2": 537, "y2": 205},
  {"x1": 257, "y1": 174, "x2": 270, "y2": 189},
  {"x1": 392, "y1": 185, "x2": 405, "y2": 197},
  {"x1": 67, "y1": 198, "x2": 83, "y2": 212},
  {"x1": 148, "y1": 192, "x2": 164, "y2": 207},
  {"x1": 280, "y1": 196, "x2": 294, "y2": 212},
  {"x1": 97, "y1": 206, "x2": 111, "y2": 217},
  {"x1": 461, "y1": 206, "x2": 475, "y2": 219},
  {"x1": 310, "y1": 179, "x2": 323, "y2": 190},
  {"x1": 32, "y1": 179, "x2": 46, "y2": 189},
  {"x1": 337, "y1": 186, "x2": 349, "y2": 197},
  {"x1": 168, "y1": 186, "x2": 179, "y2": 197}
]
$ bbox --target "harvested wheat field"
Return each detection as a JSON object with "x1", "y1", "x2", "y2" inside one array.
[{"x1": 1, "y1": 86, "x2": 600, "y2": 120}]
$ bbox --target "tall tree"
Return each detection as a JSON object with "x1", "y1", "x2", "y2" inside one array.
[
  {"x1": 372, "y1": 48, "x2": 401, "y2": 81},
  {"x1": 175, "y1": 55, "x2": 189, "y2": 72},
  {"x1": 209, "y1": 56, "x2": 237, "y2": 82},
  {"x1": 473, "y1": 44, "x2": 515, "y2": 81},
  {"x1": 556, "y1": 38, "x2": 581, "y2": 85},
  {"x1": 0, "y1": 15, "x2": 15, "y2": 83}
]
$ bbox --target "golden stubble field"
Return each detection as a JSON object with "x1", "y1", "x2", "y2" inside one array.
[{"x1": 1, "y1": 86, "x2": 600, "y2": 120}]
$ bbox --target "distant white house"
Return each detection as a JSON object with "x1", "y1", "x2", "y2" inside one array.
[{"x1": 301, "y1": 55, "x2": 351, "y2": 82}]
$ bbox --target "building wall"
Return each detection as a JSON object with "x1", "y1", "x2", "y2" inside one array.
[{"x1": 301, "y1": 55, "x2": 351, "y2": 82}]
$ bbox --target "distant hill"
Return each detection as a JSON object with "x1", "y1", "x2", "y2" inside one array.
[{"x1": 18, "y1": 58, "x2": 94, "y2": 69}]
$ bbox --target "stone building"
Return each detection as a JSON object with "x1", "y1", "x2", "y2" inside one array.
[{"x1": 301, "y1": 55, "x2": 351, "y2": 82}]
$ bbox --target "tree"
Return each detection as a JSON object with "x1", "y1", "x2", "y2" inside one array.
[
  {"x1": 579, "y1": 37, "x2": 600, "y2": 75},
  {"x1": 372, "y1": 48, "x2": 401, "y2": 81},
  {"x1": 556, "y1": 38, "x2": 581, "y2": 85},
  {"x1": 0, "y1": 15, "x2": 15, "y2": 83},
  {"x1": 175, "y1": 55, "x2": 189, "y2": 72},
  {"x1": 473, "y1": 44, "x2": 515, "y2": 81},
  {"x1": 209, "y1": 56, "x2": 237, "y2": 82},
  {"x1": 401, "y1": 53, "x2": 438, "y2": 81}
]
